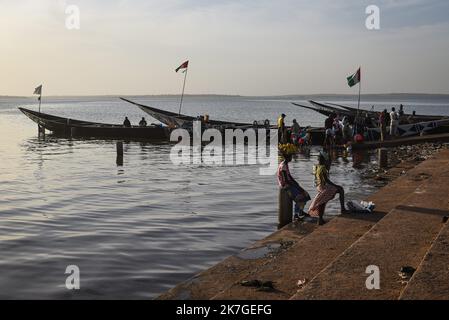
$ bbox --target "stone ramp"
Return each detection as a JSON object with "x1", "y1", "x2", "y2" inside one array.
[
  {"x1": 211, "y1": 153, "x2": 442, "y2": 300},
  {"x1": 212, "y1": 156, "x2": 448, "y2": 299},
  {"x1": 212, "y1": 217, "x2": 377, "y2": 299},
  {"x1": 158, "y1": 149, "x2": 449, "y2": 300},
  {"x1": 291, "y1": 150, "x2": 449, "y2": 300},
  {"x1": 157, "y1": 223, "x2": 317, "y2": 299},
  {"x1": 399, "y1": 220, "x2": 449, "y2": 300}
]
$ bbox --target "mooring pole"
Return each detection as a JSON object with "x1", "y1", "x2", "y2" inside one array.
[
  {"x1": 278, "y1": 188, "x2": 293, "y2": 229},
  {"x1": 378, "y1": 148, "x2": 388, "y2": 169},
  {"x1": 178, "y1": 67, "x2": 188, "y2": 115},
  {"x1": 116, "y1": 141, "x2": 124, "y2": 166}
]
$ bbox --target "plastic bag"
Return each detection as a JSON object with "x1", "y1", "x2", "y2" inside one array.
[{"x1": 346, "y1": 200, "x2": 375, "y2": 213}]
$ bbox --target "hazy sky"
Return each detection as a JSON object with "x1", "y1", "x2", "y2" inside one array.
[{"x1": 1, "y1": 0, "x2": 449, "y2": 96}]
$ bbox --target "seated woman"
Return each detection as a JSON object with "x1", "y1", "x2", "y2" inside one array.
[
  {"x1": 277, "y1": 153, "x2": 311, "y2": 219},
  {"x1": 309, "y1": 153, "x2": 348, "y2": 225}
]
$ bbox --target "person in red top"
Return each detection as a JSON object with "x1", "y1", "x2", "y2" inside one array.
[{"x1": 277, "y1": 154, "x2": 311, "y2": 219}]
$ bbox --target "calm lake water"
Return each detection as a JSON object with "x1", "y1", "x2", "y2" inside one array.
[{"x1": 0, "y1": 95, "x2": 448, "y2": 299}]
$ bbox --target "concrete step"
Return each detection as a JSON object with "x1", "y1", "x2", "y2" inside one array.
[
  {"x1": 157, "y1": 222, "x2": 317, "y2": 299},
  {"x1": 291, "y1": 151, "x2": 449, "y2": 300},
  {"x1": 212, "y1": 216, "x2": 379, "y2": 300},
  {"x1": 399, "y1": 220, "x2": 449, "y2": 300},
  {"x1": 209, "y1": 153, "x2": 445, "y2": 300}
]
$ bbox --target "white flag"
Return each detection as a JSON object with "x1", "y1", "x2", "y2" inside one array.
[{"x1": 33, "y1": 85, "x2": 42, "y2": 95}]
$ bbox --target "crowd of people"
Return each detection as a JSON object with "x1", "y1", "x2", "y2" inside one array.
[
  {"x1": 277, "y1": 114, "x2": 311, "y2": 146},
  {"x1": 319, "y1": 104, "x2": 416, "y2": 147}
]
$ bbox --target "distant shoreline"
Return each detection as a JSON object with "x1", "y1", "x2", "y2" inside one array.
[{"x1": 2, "y1": 93, "x2": 449, "y2": 99}]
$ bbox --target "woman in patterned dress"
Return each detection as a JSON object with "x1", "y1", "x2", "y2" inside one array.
[{"x1": 308, "y1": 153, "x2": 348, "y2": 225}]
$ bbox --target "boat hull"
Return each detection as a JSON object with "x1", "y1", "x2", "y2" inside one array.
[
  {"x1": 70, "y1": 126, "x2": 169, "y2": 139},
  {"x1": 19, "y1": 107, "x2": 170, "y2": 140}
]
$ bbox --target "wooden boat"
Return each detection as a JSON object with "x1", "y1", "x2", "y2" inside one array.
[
  {"x1": 365, "y1": 118, "x2": 449, "y2": 140},
  {"x1": 292, "y1": 101, "x2": 449, "y2": 143},
  {"x1": 120, "y1": 97, "x2": 262, "y2": 129},
  {"x1": 308, "y1": 100, "x2": 355, "y2": 118},
  {"x1": 291, "y1": 102, "x2": 336, "y2": 118},
  {"x1": 326, "y1": 101, "x2": 446, "y2": 122},
  {"x1": 19, "y1": 107, "x2": 169, "y2": 139},
  {"x1": 123, "y1": 98, "x2": 333, "y2": 143},
  {"x1": 121, "y1": 98, "x2": 329, "y2": 145}
]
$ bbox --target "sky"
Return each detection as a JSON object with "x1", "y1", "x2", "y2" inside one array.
[{"x1": 1, "y1": 0, "x2": 449, "y2": 96}]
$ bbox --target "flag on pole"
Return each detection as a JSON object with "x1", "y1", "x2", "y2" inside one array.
[
  {"x1": 34, "y1": 85, "x2": 42, "y2": 95},
  {"x1": 346, "y1": 68, "x2": 361, "y2": 87},
  {"x1": 175, "y1": 60, "x2": 189, "y2": 73}
]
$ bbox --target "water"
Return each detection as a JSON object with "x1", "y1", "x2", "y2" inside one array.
[{"x1": 0, "y1": 95, "x2": 448, "y2": 299}]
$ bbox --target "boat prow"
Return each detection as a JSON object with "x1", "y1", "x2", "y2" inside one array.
[
  {"x1": 120, "y1": 97, "x2": 195, "y2": 128},
  {"x1": 120, "y1": 97, "x2": 257, "y2": 128}
]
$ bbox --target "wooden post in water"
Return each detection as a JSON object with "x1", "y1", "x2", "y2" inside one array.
[
  {"x1": 38, "y1": 125, "x2": 45, "y2": 138},
  {"x1": 116, "y1": 141, "x2": 124, "y2": 166},
  {"x1": 378, "y1": 148, "x2": 388, "y2": 169},
  {"x1": 278, "y1": 188, "x2": 293, "y2": 229}
]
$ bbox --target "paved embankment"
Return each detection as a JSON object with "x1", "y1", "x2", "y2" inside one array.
[
  {"x1": 399, "y1": 216, "x2": 449, "y2": 299},
  {"x1": 159, "y1": 149, "x2": 449, "y2": 300},
  {"x1": 292, "y1": 152, "x2": 449, "y2": 299}
]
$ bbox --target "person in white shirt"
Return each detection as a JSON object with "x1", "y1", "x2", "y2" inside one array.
[{"x1": 389, "y1": 107, "x2": 399, "y2": 136}]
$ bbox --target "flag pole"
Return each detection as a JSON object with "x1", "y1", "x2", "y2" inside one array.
[
  {"x1": 178, "y1": 68, "x2": 188, "y2": 115},
  {"x1": 357, "y1": 67, "x2": 361, "y2": 113},
  {"x1": 39, "y1": 86, "x2": 42, "y2": 113}
]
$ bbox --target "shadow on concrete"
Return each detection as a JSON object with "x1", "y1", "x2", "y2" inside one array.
[
  {"x1": 395, "y1": 205, "x2": 449, "y2": 217},
  {"x1": 338, "y1": 212, "x2": 386, "y2": 223}
]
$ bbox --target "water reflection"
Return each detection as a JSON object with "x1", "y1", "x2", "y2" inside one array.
[
  {"x1": 0, "y1": 98, "x2": 382, "y2": 299},
  {"x1": 352, "y1": 150, "x2": 370, "y2": 169}
]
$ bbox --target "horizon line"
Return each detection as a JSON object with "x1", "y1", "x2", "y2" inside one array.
[{"x1": 2, "y1": 92, "x2": 449, "y2": 99}]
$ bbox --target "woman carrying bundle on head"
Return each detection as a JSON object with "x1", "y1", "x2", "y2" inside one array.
[{"x1": 308, "y1": 152, "x2": 348, "y2": 225}]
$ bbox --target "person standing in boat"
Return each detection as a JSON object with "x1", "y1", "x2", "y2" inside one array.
[
  {"x1": 308, "y1": 152, "x2": 348, "y2": 225},
  {"x1": 324, "y1": 113, "x2": 336, "y2": 147},
  {"x1": 399, "y1": 104, "x2": 405, "y2": 117},
  {"x1": 342, "y1": 116, "x2": 352, "y2": 143},
  {"x1": 277, "y1": 153, "x2": 311, "y2": 220},
  {"x1": 333, "y1": 114, "x2": 343, "y2": 144},
  {"x1": 277, "y1": 113, "x2": 286, "y2": 143},
  {"x1": 123, "y1": 117, "x2": 131, "y2": 127},
  {"x1": 389, "y1": 107, "x2": 399, "y2": 137},
  {"x1": 139, "y1": 117, "x2": 147, "y2": 127},
  {"x1": 291, "y1": 119, "x2": 301, "y2": 144}
]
